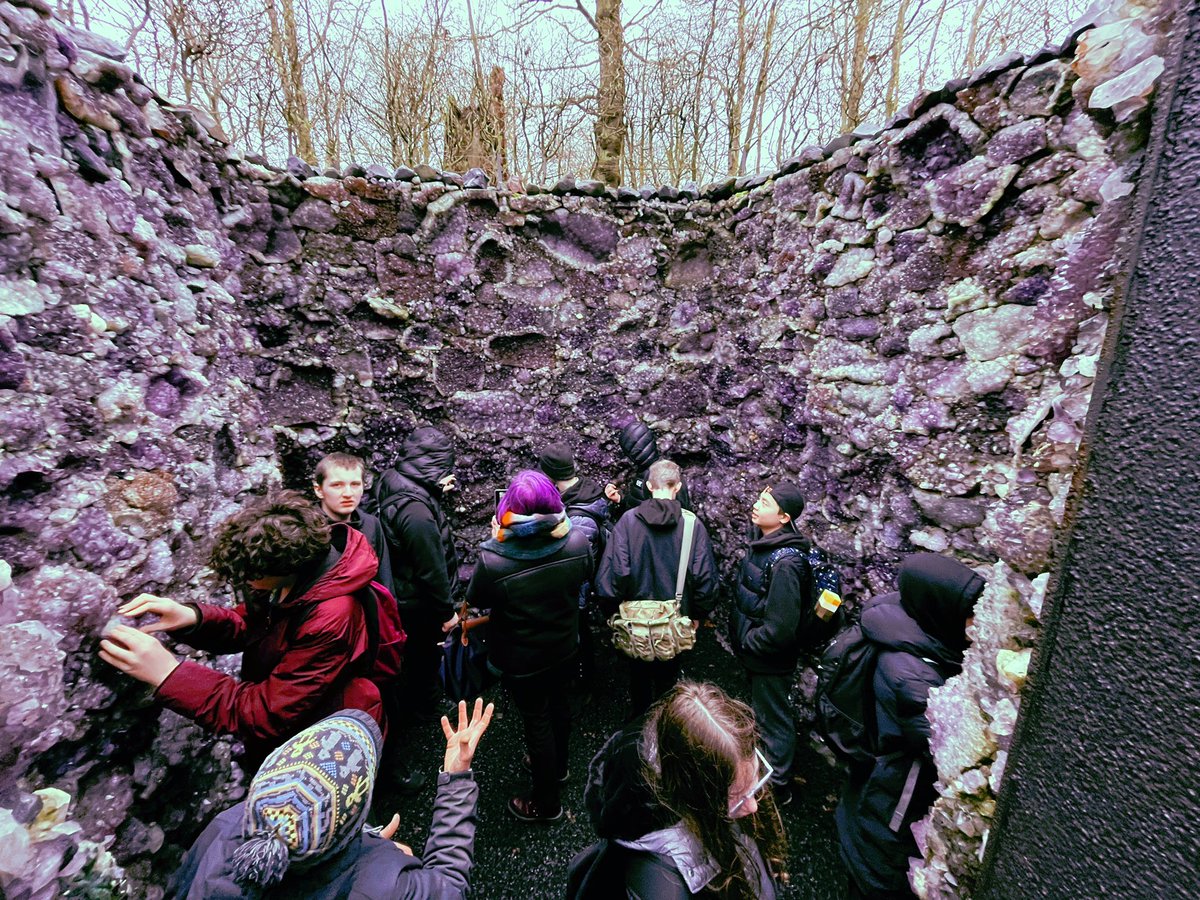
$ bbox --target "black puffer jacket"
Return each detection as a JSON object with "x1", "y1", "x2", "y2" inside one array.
[
  {"x1": 730, "y1": 527, "x2": 827, "y2": 675},
  {"x1": 836, "y1": 554, "x2": 984, "y2": 896},
  {"x1": 465, "y1": 522, "x2": 592, "y2": 678},
  {"x1": 594, "y1": 499, "x2": 717, "y2": 620},
  {"x1": 615, "y1": 423, "x2": 692, "y2": 516},
  {"x1": 374, "y1": 428, "x2": 458, "y2": 618}
]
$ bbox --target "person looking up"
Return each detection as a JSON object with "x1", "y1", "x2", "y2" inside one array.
[
  {"x1": 604, "y1": 421, "x2": 692, "y2": 519},
  {"x1": 465, "y1": 470, "x2": 592, "y2": 823},
  {"x1": 730, "y1": 481, "x2": 831, "y2": 807}
]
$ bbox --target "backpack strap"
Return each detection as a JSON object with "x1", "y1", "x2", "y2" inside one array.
[
  {"x1": 889, "y1": 757, "x2": 924, "y2": 832},
  {"x1": 674, "y1": 510, "x2": 697, "y2": 604},
  {"x1": 762, "y1": 546, "x2": 802, "y2": 595}
]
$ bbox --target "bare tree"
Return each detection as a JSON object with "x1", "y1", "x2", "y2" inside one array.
[{"x1": 264, "y1": 0, "x2": 316, "y2": 162}]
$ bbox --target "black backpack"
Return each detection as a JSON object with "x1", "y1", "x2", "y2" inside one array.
[
  {"x1": 813, "y1": 616, "x2": 880, "y2": 767},
  {"x1": 762, "y1": 544, "x2": 842, "y2": 600},
  {"x1": 762, "y1": 544, "x2": 844, "y2": 649}
]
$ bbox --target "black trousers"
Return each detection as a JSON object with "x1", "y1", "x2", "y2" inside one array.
[
  {"x1": 397, "y1": 609, "x2": 445, "y2": 727},
  {"x1": 504, "y1": 657, "x2": 574, "y2": 811},
  {"x1": 628, "y1": 656, "x2": 682, "y2": 719},
  {"x1": 748, "y1": 670, "x2": 795, "y2": 787}
]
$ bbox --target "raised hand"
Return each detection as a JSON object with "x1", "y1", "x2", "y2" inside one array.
[
  {"x1": 117, "y1": 593, "x2": 198, "y2": 633},
  {"x1": 441, "y1": 698, "x2": 495, "y2": 774},
  {"x1": 99, "y1": 624, "x2": 180, "y2": 687}
]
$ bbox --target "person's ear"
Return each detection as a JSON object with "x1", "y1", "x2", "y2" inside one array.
[
  {"x1": 779, "y1": 512, "x2": 790, "y2": 526},
  {"x1": 669, "y1": 482, "x2": 682, "y2": 499},
  {"x1": 312, "y1": 482, "x2": 322, "y2": 498}
]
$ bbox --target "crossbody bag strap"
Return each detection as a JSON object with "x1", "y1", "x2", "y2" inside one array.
[{"x1": 675, "y1": 510, "x2": 697, "y2": 604}]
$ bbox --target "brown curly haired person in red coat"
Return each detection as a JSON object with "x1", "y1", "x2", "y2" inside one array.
[{"x1": 99, "y1": 490, "x2": 383, "y2": 772}]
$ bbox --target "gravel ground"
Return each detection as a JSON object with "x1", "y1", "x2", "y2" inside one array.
[{"x1": 374, "y1": 623, "x2": 849, "y2": 899}]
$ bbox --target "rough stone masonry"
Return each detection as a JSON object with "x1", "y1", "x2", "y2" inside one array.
[{"x1": 0, "y1": 0, "x2": 1176, "y2": 895}]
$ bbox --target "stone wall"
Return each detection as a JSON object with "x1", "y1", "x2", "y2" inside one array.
[{"x1": 0, "y1": 0, "x2": 1174, "y2": 895}]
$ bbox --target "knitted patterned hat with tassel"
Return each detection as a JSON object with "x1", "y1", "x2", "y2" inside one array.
[{"x1": 231, "y1": 709, "x2": 382, "y2": 888}]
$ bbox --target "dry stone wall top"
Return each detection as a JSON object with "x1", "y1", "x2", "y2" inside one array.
[{"x1": 0, "y1": 0, "x2": 1174, "y2": 895}]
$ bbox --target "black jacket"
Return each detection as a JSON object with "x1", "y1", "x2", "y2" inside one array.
[
  {"x1": 730, "y1": 528, "x2": 829, "y2": 675},
  {"x1": 348, "y1": 508, "x2": 393, "y2": 597},
  {"x1": 836, "y1": 554, "x2": 984, "y2": 896},
  {"x1": 374, "y1": 428, "x2": 458, "y2": 619},
  {"x1": 465, "y1": 524, "x2": 592, "y2": 678},
  {"x1": 594, "y1": 499, "x2": 717, "y2": 620}
]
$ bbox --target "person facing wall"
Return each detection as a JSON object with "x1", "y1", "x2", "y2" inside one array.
[
  {"x1": 464, "y1": 469, "x2": 593, "y2": 824},
  {"x1": 595, "y1": 459, "x2": 717, "y2": 718},
  {"x1": 372, "y1": 427, "x2": 461, "y2": 733},
  {"x1": 836, "y1": 553, "x2": 984, "y2": 899},
  {"x1": 98, "y1": 490, "x2": 382, "y2": 773},
  {"x1": 604, "y1": 421, "x2": 693, "y2": 519},
  {"x1": 538, "y1": 440, "x2": 612, "y2": 696}
]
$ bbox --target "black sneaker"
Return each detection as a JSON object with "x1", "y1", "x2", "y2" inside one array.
[
  {"x1": 508, "y1": 796, "x2": 563, "y2": 823},
  {"x1": 522, "y1": 754, "x2": 568, "y2": 784}
]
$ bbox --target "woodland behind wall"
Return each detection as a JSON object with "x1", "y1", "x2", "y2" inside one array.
[
  {"x1": 78, "y1": 0, "x2": 1091, "y2": 186},
  {"x1": 0, "y1": 0, "x2": 1175, "y2": 895}
]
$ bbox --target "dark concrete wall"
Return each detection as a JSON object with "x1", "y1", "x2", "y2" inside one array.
[{"x1": 982, "y1": 3, "x2": 1200, "y2": 896}]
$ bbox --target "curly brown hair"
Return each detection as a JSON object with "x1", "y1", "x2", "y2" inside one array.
[
  {"x1": 649, "y1": 681, "x2": 788, "y2": 899},
  {"x1": 208, "y1": 490, "x2": 332, "y2": 585}
]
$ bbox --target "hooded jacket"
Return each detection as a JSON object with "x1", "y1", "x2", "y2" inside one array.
[
  {"x1": 730, "y1": 527, "x2": 821, "y2": 675},
  {"x1": 157, "y1": 525, "x2": 383, "y2": 771},
  {"x1": 170, "y1": 770, "x2": 479, "y2": 899},
  {"x1": 836, "y1": 554, "x2": 984, "y2": 896},
  {"x1": 465, "y1": 514, "x2": 592, "y2": 678},
  {"x1": 614, "y1": 423, "x2": 692, "y2": 517},
  {"x1": 373, "y1": 427, "x2": 458, "y2": 619},
  {"x1": 594, "y1": 499, "x2": 717, "y2": 620},
  {"x1": 560, "y1": 476, "x2": 611, "y2": 561},
  {"x1": 566, "y1": 724, "x2": 776, "y2": 900}
]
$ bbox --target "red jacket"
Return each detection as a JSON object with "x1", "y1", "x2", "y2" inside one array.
[{"x1": 156, "y1": 525, "x2": 383, "y2": 769}]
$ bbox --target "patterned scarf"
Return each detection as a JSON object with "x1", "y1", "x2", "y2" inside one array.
[{"x1": 495, "y1": 509, "x2": 571, "y2": 543}]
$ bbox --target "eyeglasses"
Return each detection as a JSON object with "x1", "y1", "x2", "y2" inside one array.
[{"x1": 730, "y1": 747, "x2": 774, "y2": 814}]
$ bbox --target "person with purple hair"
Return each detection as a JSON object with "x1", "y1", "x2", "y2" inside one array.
[{"x1": 464, "y1": 470, "x2": 593, "y2": 823}]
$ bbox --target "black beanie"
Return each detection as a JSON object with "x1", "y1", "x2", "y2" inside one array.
[
  {"x1": 768, "y1": 482, "x2": 805, "y2": 524},
  {"x1": 539, "y1": 443, "x2": 576, "y2": 481}
]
